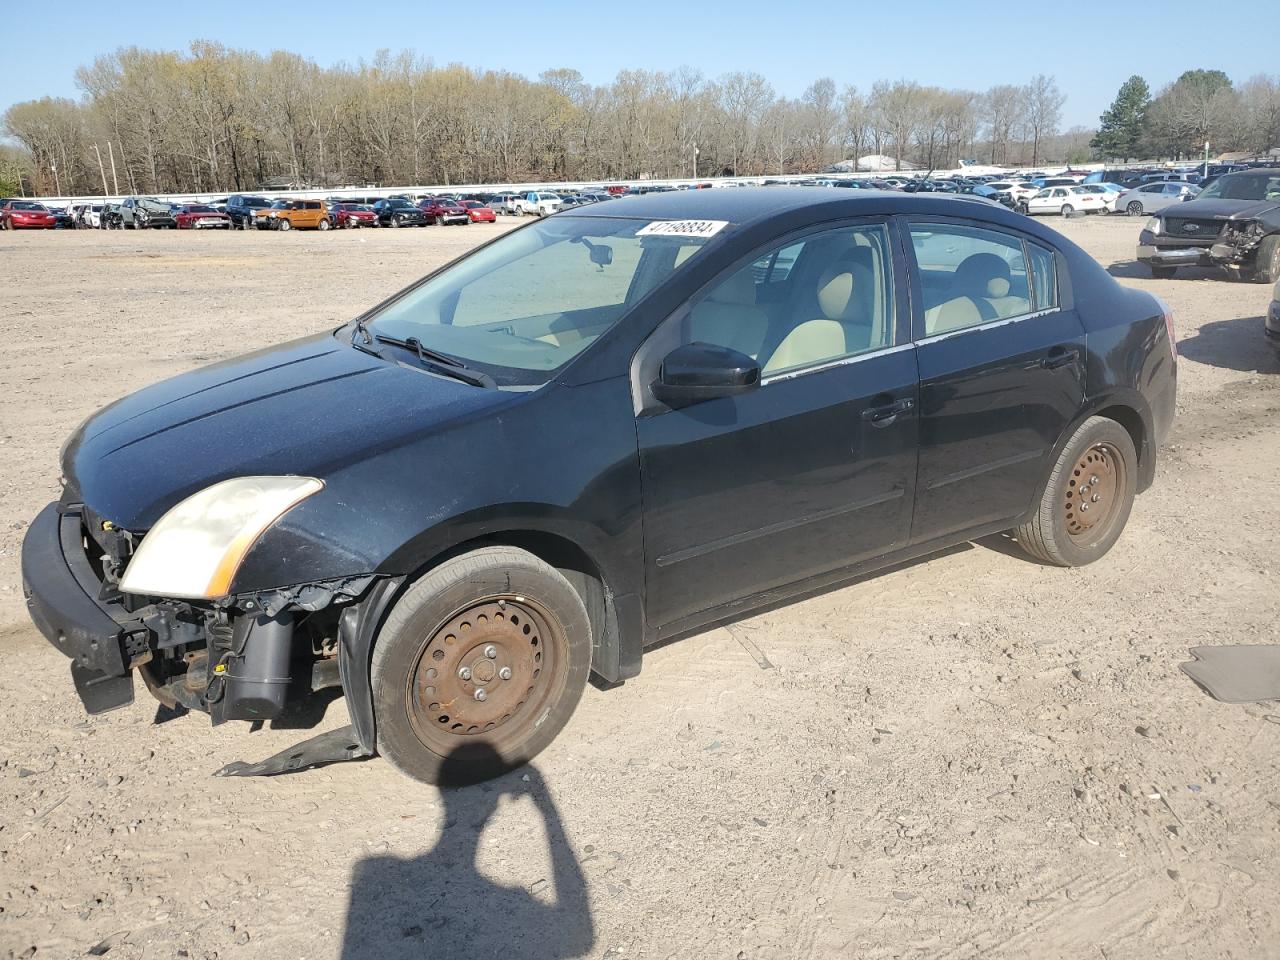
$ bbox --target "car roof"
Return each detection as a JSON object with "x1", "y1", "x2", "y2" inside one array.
[{"x1": 569, "y1": 185, "x2": 1029, "y2": 226}]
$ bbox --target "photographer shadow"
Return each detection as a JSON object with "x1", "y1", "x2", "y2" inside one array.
[{"x1": 340, "y1": 743, "x2": 594, "y2": 959}]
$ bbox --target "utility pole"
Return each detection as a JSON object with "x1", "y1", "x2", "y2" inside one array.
[
  {"x1": 691, "y1": 143, "x2": 698, "y2": 179},
  {"x1": 1203, "y1": 140, "x2": 1210, "y2": 179},
  {"x1": 51, "y1": 161, "x2": 61, "y2": 196},
  {"x1": 107, "y1": 141, "x2": 120, "y2": 194},
  {"x1": 92, "y1": 144, "x2": 109, "y2": 196}
]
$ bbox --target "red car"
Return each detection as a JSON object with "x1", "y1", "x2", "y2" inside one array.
[
  {"x1": 0, "y1": 200, "x2": 56, "y2": 229},
  {"x1": 416, "y1": 196, "x2": 469, "y2": 225},
  {"x1": 174, "y1": 204, "x2": 231, "y2": 229},
  {"x1": 329, "y1": 202, "x2": 379, "y2": 228},
  {"x1": 460, "y1": 200, "x2": 497, "y2": 223}
]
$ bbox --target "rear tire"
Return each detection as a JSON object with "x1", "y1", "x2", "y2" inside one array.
[
  {"x1": 1060, "y1": 204, "x2": 1074, "y2": 217},
  {"x1": 1013, "y1": 416, "x2": 1138, "y2": 567},
  {"x1": 1126, "y1": 201, "x2": 1143, "y2": 216},
  {"x1": 371, "y1": 546, "x2": 592, "y2": 785}
]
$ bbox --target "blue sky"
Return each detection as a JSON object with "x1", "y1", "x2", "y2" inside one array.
[{"x1": 2, "y1": 0, "x2": 1272, "y2": 130}]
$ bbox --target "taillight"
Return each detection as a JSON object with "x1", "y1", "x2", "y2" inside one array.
[{"x1": 1154, "y1": 295, "x2": 1177, "y2": 360}]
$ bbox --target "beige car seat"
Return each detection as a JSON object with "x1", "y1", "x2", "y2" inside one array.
[
  {"x1": 686, "y1": 267, "x2": 770, "y2": 360},
  {"x1": 924, "y1": 252, "x2": 1029, "y2": 335},
  {"x1": 764, "y1": 259, "x2": 875, "y2": 374}
]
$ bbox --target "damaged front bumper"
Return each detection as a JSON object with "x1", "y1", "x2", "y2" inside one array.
[
  {"x1": 1138, "y1": 221, "x2": 1270, "y2": 270},
  {"x1": 21, "y1": 502, "x2": 149, "y2": 713},
  {"x1": 21, "y1": 499, "x2": 395, "y2": 754}
]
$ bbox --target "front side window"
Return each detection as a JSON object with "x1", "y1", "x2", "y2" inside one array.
[
  {"x1": 680, "y1": 224, "x2": 895, "y2": 378},
  {"x1": 911, "y1": 223, "x2": 1033, "y2": 336},
  {"x1": 367, "y1": 216, "x2": 715, "y2": 385}
]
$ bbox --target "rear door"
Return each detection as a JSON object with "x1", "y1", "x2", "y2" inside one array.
[
  {"x1": 636, "y1": 220, "x2": 919, "y2": 630},
  {"x1": 905, "y1": 218, "x2": 1084, "y2": 545}
]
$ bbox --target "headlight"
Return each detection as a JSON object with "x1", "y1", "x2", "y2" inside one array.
[
  {"x1": 119, "y1": 476, "x2": 323, "y2": 599},
  {"x1": 1145, "y1": 217, "x2": 1160, "y2": 236}
]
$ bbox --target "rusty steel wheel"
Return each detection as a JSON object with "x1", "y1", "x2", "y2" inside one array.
[
  {"x1": 1014, "y1": 416, "x2": 1137, "y2": 567},
  {"x1": 405, "y1": 596, "x2": 567, "y2": 756},
  {"x1": 1062, "y1": 442, "x2": 1127, "y2": 546},
  {"x1": 371, "y1": 546, "x2": 591, "y2": 785}
]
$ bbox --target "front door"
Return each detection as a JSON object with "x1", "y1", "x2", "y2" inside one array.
[
  {"x1": 636, "y1": 221, "x2": 919, "y2": 631},
  {"x1": 905, "y1": 218, "x2": 1086, "y2": 545}
]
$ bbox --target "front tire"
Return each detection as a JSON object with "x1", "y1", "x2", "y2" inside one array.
[
  {"x1": 1013, "y1": 417, "x2": 1137, "y2": 567},
  {"x1": 277, "y1": 218, "x2": 292, "y2": 231},
  {"x1": 371, "y1": 546, "x2": 592, "y2": 785},
  {"x1": 1252, "y1": 235, "x2": 1280, "y2": 284},
  {"x1": 318, "y1": 218, "x2": 331, "y2": 231}
]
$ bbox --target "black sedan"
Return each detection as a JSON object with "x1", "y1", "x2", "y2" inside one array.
[
  {"x1": 21, "y1": 190, "x2": 1177, "y2": 784},
  {"x1": 373, "y1": 198, "x2": 428, "y2": 227}
]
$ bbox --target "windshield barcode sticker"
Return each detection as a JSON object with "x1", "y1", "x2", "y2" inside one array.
[{"x1": 636, "y1": 219, "x2": 729, "y2": 238}]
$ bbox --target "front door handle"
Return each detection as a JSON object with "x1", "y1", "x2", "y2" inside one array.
[
  {"x1": 1041, "y1": 346, "x2": 1081, "y2": 369},
  {"x1": 861, "y1": 397, "x2": 915, "y2": 426}
]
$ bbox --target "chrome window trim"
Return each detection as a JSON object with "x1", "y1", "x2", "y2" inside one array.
[
  {"x1": 915, "y1": 307, "x2": 1061, "y2": 347},
  {"x1": 760, "y1": 342, "x2": 916, "y2": 386}
]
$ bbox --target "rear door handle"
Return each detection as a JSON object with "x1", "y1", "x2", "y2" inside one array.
[
  {"x1": 1041, "y1": 347, "x2": 1080, "y2": 369},
  {"x1": 861, "y1": 397, "x2": 915, "y2": 426}
]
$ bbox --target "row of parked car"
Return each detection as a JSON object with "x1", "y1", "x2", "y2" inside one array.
[{"x1": 0, "y1": 188, "x2": 623, "y2": 232}]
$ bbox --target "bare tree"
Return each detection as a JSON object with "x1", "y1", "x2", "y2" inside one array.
[{"x1": 1024, "y1": 75, "x2": 1065, "y2": 166}]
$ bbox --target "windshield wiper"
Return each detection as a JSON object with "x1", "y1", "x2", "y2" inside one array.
[{"x1": 373, "y1": 334, "x2": 495, "y2": 388}]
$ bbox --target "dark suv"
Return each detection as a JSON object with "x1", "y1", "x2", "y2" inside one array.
[
  {"x1": 373, "y1": 198, "x2": 428, "y2": 227},
  {"x1": 225, "y1": 195, "x2": 273, "y2": 230},
  {"x1": 1137, "y1": 170, "x2": 1280, "y2": 281},
  {"x1": 120, "y1": 197, "x2": 177, "y2": 229}
]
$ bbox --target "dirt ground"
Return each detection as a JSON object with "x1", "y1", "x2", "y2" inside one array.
[{"x1": 1, "y1": 213, "x2": 1278, "y2": 960}]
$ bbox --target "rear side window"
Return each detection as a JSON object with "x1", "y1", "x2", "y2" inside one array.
[
  {"x1": 911, "y1": 223, "x2": 1031, "y2": 335},
  {"x1": 1027, "y1": 243, "x2": 1058, "y2": 311}
]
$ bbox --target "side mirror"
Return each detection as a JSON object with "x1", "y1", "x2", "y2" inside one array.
[{"x1": 652, "y1": 342, "x2": 760, "y2": 408}]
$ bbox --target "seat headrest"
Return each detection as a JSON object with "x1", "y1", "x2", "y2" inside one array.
[
  {"x1": 816, "y1": 264, "x2": 855, "y2": 319},
  {"x1": 955, "y1": 252, "x2": 1012, "y2": 299},
  {"x1": 708, "y1": 269, "x2": 757, "y2": 306}
]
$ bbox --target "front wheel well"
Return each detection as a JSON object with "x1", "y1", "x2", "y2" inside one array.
[{"x1": 405, "y1": 531, "x2": 619, "y2": 681}]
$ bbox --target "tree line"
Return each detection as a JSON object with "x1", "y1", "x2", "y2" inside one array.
[
  {"x1": 0, "y1": 43, "x2": 1081, "y2": 197},
  {"x1": 1093, "y1": 70, "x2": 1280, "y2": 162}
]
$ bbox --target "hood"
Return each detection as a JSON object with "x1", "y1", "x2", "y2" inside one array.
[
  {"x1": 63, "y1": 332, "x2": 515, "y2": 529},
  {"x1": 1159, "y1": 197, "x2": 1280, "y2": 221}
]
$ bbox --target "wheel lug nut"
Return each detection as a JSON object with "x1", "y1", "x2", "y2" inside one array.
[
  {"x1": 1090, "y1": 475, "x2": 1099, "y2": 484},
  {"x1": 499, "y1": 666, "x2": 512, "y2": 680},
  {"x1": 1081, "y1": 504, "x2": 1089, "y2": 512},
  {"x1": 484, "y1": 645, "x2": 498, "y2": 659},
  {"x1": 474, "y1": 688, "x2": 487, "y2": 702},
  {"x1": 1091, "y1": 494, "x2": 1100, "y2": 502},
  {"x1": 458, "y1": 666, "x2": 471, "y2": 681}
]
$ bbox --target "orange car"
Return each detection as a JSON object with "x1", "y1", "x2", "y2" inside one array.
[{"x1": 253, "y1": 198, "x2": 331, "y2": 231}]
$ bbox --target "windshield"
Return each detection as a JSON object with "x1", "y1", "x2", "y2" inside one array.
[
  {"x1": 364, "y1": 216, "x2": 721, "y2": 386},
  {"x1": 187, "y1": 205, "x2": 216, "y2": 213},
  {"x1": 139, "y1": 198, "x2": 170, "y2": 212},
  {"x1": 1197, "y1": 173, "x2": 1280, "y2": 202},
  {"x1": 12, "y1": 201, "x2": 46, "y2": 211}
]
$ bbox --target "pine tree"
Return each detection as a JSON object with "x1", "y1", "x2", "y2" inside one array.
[{"x1": 1092, "y1": 76, "x2": 1151, "y2": 161}]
